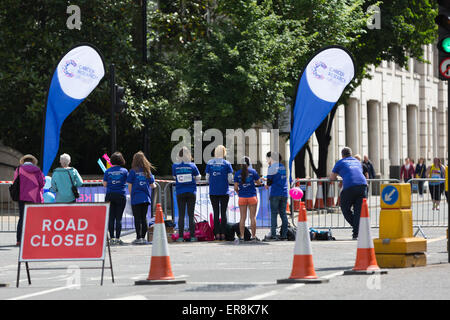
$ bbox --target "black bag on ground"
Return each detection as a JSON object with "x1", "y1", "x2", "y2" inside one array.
[
  {"x1": 286, "y1": 225, "x2": 296, "y2": 241},
  {"x1": 225, "y1": 223, "x2": 251, "y2": 241},
  {"x1": 9, "y1": 166, "x2": 21, "y2": 202}
]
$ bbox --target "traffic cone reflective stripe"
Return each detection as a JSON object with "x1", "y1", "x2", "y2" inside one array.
[
  {"x1": 344, "y1": 199, "x2": 386, "y2": 275},
  {"x1": 314, "y1": 182, "x2": 325, "y2": 209},
  {"x1": 305, "y1": 182, "x2": 313, "y2": 210},
  {"x1": 147, "y1": 204, "x2": 175, "y2": 280},
  {"x1": 135, "y1": 204, "x2": 186, "y2": 285},
  {"x1": 326, "y1": 181, "x2": 335, "y2": 207},
  {"x1": 336, "y1": 183, "x2": 343, "y2": 206},
  {"x1": 277, "y1": 203, "x2": 328, "y2": 283},
  {"x1": 289, "y1": 208, "x2": 317, "y2": 279},
  {"x1": 352, "y1": 199, "x2": 379, "y2": 271}
]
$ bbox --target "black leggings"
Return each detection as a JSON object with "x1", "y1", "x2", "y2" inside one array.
[
  {"x1": 210, "y1": 194, "x2": 229, "y2": 235},
  {"x1": 132, "y1": 202, "x2": 149, "y2": 239},
  {"x1": 105, "y1": 193, "x2": 126, "y2": 239},
  {"x1": 177, "y1": 192, "x2": 196, "y2": 237}
]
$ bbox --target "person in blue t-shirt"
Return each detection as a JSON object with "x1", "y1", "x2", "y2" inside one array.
[
  {"x1": 127, "y1": 151, "x2": 156, "y2": 245},
  {"x1": 265, "y1": 151, "x2": 288, "y2": 241},
  {"x1": 103, "y1": 152, "x2": 128, "y2": 245},
  {"x1": 234, "y1": 156, "x2": 263, "y2": 242},
  {"x1": 329, "y1": 147, "x2": 367, "y2": 240},
  {"x1": 206, "y1": 145, "x2": 233, "y2": 241},
  {"x1": 172, "y1": 147, "x2": 201, "y2": 242}
]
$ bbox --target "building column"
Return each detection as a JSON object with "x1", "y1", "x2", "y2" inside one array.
[
  {"x1": 367, "y1": 100, "x2": 380, "y2": 175},
  {"x1": 388, "y1": 103, "x2": 400, "y2": 166},
  {"x1": 345, "y1": 98, "x2": 359, "y2": 153},
  {"x1": 407, "y1": 105, "x2": 418, "y2": 162}
]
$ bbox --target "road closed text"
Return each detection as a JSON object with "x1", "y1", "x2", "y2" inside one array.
[
  {"x1": 30, "y1": 218, "x2": 97, "y2": 247},
  {"x1": 20, "y1": 204, "x2": 109, "y2": 261}
]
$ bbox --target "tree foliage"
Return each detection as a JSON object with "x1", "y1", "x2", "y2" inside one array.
[{"x1": 0, "y1": 0, "x2": 438, "y2": 177}]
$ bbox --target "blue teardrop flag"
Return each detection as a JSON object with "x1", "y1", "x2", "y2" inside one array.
[
  {"x1": 41, "y1": 44, "x2": 105, "y2": 175},
  {"x1": 289, "y1": 46, "x2": 355, "y2": 182}
]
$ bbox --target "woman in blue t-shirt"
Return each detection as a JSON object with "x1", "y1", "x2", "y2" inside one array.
[
  {"x1": 103, "y1": 152, "x2": 128, "y2": 245},
  {"x1": 172, "y1": 147, "x2": 201, "y2": 242},
  {"x1": 127, "y1": 151, "x2": 156, "y2": 245},
  {"x1": 234, "y1": 156, "x2": 262, "y2": 242},
  {"x1": 206, "y1": 145, "x2": 233, "y2": 241}
]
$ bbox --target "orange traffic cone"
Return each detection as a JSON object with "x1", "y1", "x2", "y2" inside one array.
[
  {"x1": 314, "y1": 181, "x2": 325, "y2": 209},
  {"x1": 305, "y1": 182, "x2": 313, "y2": 210},
  {"x1": 277, "y1": 202, "x2": 329, "y2": 284},
  {"x1": 344, "y1": 199, "x2": 387, "y2": 275},
  {"x1": 135, "y1": 204, "x2": 187, "y2": 285},
  {"x1": 326, "y1": 181, "x2": 335, "y2": 207},
  {"x1": 286, "y1": 201, "x2": 291, "y2": 215},
  {"x1": 336, "y1": 182, "x2": 343, "y2": 206}
]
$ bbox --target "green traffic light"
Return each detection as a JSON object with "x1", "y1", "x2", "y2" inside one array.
[{"x1": 443, "y1": 37, "x2": 450, "y2": 53}]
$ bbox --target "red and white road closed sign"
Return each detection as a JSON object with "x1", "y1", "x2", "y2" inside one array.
[{"x1": 19, "y1": 203, "x2": 109, "y2": 261}]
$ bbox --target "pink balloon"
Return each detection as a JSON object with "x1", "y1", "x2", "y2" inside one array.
[{"x1": 289, "y1": 187, "x2": 303, "y2": 200}]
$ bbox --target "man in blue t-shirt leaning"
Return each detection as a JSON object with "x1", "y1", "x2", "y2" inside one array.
[{"x1": 329, "y1": 147, "x2": 367, "y2": 240}]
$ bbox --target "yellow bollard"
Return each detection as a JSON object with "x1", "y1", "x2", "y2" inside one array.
[{"x1": 374, "y1": 183, "x2": 427, "y2": 268}]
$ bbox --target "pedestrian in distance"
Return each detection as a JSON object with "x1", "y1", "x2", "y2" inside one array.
[
  {"x1": 172, "y1": 147, "x2": 201, "y2": 242},
  {"x1": 13, "y1": 154, "x2": 45, "y2": 246},
  {"x1": 354, "y1": 154, "x2": 369, "y2": 197},
  {"x1": 265, "y1": 151, "x2": 288, "y2": 241},
  {"x1": 234, "y1": 156, "x2": 263, "y2": 243},
  {"x1": 50, "y1": 153, "x2": 83, "y2": 203},
  {"x1": 103, "y1": 152, "x2": 128, "y2": 245},
  {"x1": 127, "y1": 151, "x2": 156, "y2": 245},
  {"x1": 426, "y1": 157, "x2": 445, "y2": 211},
  {"x1": 205, "y1": 145, "x2": 233, "y2": 241},
  {"x1": 354, "y1": 154, "x2": 368, "y2": 178},
  {"x1": 363, "y1": 155, "x2": 376, "y2": 179},
  {"x1": 415, "y1": 157, "x2": 427, "y2": 198},
  {"x1": 400, "y1": 157, "x2": 415, "y2": 183},
  {"x1": 329, "y1": 147, "x2": 367, "y2": 240}
]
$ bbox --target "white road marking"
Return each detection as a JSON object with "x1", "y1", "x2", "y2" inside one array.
[
  {"x1": 243, "y1": 290, "x2": 280, "y2": 300},
  {"x1": 243, "y1": 270, "x2": 343, "y2": 300},
  {"x1": 8, "y1": 284, "x2": 78, "y2": 300},
  {"x1": 109, "y1": 295, "x2": 147, "y2": 300}
]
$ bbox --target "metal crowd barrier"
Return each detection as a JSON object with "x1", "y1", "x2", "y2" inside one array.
[
  {"x1": 0, "y1": 182, "x2": 18, "y2": 233},
  {"x1": 290, "y1": 177, "x2": 447, "y2": 232},
  {"x1": 165, "y1": 181, "x2": 272, "y2": 230},
  {"x1": 0, "y1": 180, "x2": 163, "y2": 233},
  {"x1": 408, "y1": 178, "x2": 448, "y2": 236},
  {"x1": 290, "y1": 178, "x2": 400, "y2": 230},
  {"x1": 1, "y1": 177, "x2": 447, "y2": 234}
]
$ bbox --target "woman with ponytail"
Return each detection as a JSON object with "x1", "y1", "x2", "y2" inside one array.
[
  {"x1": 234, "y1": 156, "x2": 262, "y2": 242},
  {"x1": 127, "y1": 151, "x2": 156, "y2": 244}
]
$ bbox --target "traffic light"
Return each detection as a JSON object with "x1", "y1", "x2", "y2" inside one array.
[
  {"x1": 436, "y1": 0, "x2": 450, "y2": 79},
  {"x1": 113, "y1": 84, "x2": 127, "y2": 113}
]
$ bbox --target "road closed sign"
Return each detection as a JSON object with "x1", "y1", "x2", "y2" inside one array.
[
  {"x1": 380, "y1": 184, "x2": 411, "y2": 209},
  {"x1": 19, "y1": 203, "x2": 109, "y2": 261}
]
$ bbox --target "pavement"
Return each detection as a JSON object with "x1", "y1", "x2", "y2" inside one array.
[{"x1": 0, "y1": 226, "x2": 448, "y2": 301}]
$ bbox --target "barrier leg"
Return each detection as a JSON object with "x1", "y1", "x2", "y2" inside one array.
[
  {"x1": 25, "y1": 262, "x2": 31, "y2": 285},
  {"x1": 413, "y1": 226, "x2": 427, "y2": 239}
]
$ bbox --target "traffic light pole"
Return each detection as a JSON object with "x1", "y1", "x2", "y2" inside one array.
[
  {"x1": 448, "y1": 80, "x2": 449, "y2": 263},
  {"x1": 110, "y1": 64, "x2": 117, "y2": 154}
]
